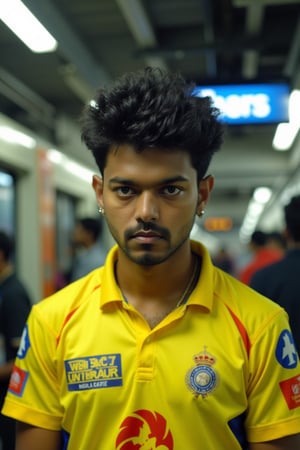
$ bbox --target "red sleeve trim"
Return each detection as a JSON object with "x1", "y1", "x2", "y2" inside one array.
[
  {"x1": 56, "y1": 307, "x2": 79, "y2": 346},
  {"x1": 225, "y1": 304, "x2": 251, "y2": 357}
]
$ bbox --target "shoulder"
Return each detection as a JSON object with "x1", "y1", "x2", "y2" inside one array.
[
  {"x1": 193, "y1": 240, "x2": 283, "y2": 320},
  {"x1": 32, "y1": 267, "x2": 105, "y2": 331},
  {"x1": 216, "y1": 266, "x2": 280, "y2": 310},
  {"x1": 193, "y1": 241, "x2": 288, "y2": 353},
  {"x1": 32, "y1": 245, "x2": 118, "y2": 325},
  {"x1": 213, "y1": 263, "x2": 286, "y2": 337}
]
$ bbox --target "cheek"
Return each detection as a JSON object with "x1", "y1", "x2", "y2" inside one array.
[
  {"x1": 104, "y1": 208, "x2": 131, "y2": 238},
  {"x1": 104, "y1": 218, "x2": 122, "y2": 244},
  {"x1": 179, "y1": 214, "x2": 197, "y2": 233},
  {"x1": 175, "y1": 201, "x2": 198, "y2": 230},
  {"x1": 169, "y1": 197, "x2": 199, "y2": 220},
  {"x1": 107, "y1": 205, "x2": 132, "y2": 225}
]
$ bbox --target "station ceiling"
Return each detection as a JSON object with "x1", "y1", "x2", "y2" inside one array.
[{"x1": 0, "y1": 0, "x2": 300, "y2": 243}]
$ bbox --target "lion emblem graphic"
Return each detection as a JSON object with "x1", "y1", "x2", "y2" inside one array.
[{"x1": 116, "y1": 409, "x2": 174, "y2": 449}]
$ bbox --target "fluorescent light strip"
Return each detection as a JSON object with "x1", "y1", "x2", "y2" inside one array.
[
  {"x1": 272, "y1": 89, "x2": 300, "y2": 151},
  {"x1": 0, "y1": 126, "x2": 36, "y2": 148},
  {"x1": 239, "y1": 187, "x2": 273, "y2": 242},
  {"x1": 289, "y1": 90, "x2": 300, "y2": 126},
  {"x1": 65, "y1": 161, "x2": 94, "y2": 183},
  {"x1": 0, "y1": 0, "x2": 57, "y2": 53},
  {"x1": 48, "y1": 149, "x2": 94, "y2": 183},
  {"x1": 253, "y1": 186, "x2": 272, "y2": 204},
  {"x1": 272, "y1": 123, "x2": 299, "y2": 151}
]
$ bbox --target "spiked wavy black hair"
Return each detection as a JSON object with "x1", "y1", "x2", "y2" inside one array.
[{"x1": 81, "y1": 67, "x2": 224, "y2": 179}]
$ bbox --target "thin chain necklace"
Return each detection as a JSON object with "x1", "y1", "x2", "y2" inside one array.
[
  {"x1": 117, "y1": 254, "x2": 200, "y2": 309},
  {"x1": 175, "y1": 254, "x2": 200, "y2": 308}
]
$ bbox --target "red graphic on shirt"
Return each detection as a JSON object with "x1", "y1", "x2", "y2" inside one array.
[
  {"x1": 280, "y1": 375, "x2": 300, "y2": 409},
  {"x1": 115, "y1": 409, "x2": 174, "y2": 449}
]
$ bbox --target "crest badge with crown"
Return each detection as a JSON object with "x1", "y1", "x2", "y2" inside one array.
[{"x1": 185, "y1": 346, "x2": 218, "y2": 398}]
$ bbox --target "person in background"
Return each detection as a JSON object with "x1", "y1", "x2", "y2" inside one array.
[
  {"x1": 251, "y1": 195, "x2": 300, "y2": 354},
  {"x1": 0, "y1": 231, "x2": 32, "y2": 450},
  {"x1": 266, "y1": 230, "x2": 287, "y2": 253},
  {"x1": 2, "y1": 68, "x2": 300, "y2": 449},
  {"x1": 212, "y1": 245, "x2": 235, "y2": 275},
  {"x1": 70, "y1": 217, "x2": 107, "y2": 282},
  {"x1": 238, "y1": 229, "x2": 284, "y2": 285}
]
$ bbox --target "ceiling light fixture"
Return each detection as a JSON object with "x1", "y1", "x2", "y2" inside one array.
[
  {"x1": 0, "y1": 0, "x2": 57, "y2": 53},
  {"x1": 239, "y1": 187, "x2": 273, "y2": 243},
  {"x1": 48, "y1": 149, "x2": 94, "y2": 183},
  {"x1": 253, "y1": 186, "x2": 272, "y2": 204},
  {"x1": 0, "y1": 125, "x2": 36, "y2": 148},
  {"x1": 272, "y1": 123, "x2": 299, "y2": 151},
  {"x1": 289, "y1": 90, "x2": 300, "y2": 126},
  {"x1": 272, "y1": 89, "x2": 300, "y2": 151}
]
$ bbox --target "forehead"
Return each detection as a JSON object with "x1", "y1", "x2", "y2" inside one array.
[{"x1": 104, "y1": 144, "x2": 195, "y2": 181}]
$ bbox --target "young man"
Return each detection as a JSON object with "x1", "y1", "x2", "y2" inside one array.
[{"x1": 2, "y1": 68, "x2": 300, "y2": 449}]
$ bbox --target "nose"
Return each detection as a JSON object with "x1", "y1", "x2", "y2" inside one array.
[{"x1": 135, "y1": 191, "x2": 159, "y2": 223}]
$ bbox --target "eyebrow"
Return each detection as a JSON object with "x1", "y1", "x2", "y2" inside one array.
[{"x1": 108, "y1": 175, "x2": 189, "y2": 186}]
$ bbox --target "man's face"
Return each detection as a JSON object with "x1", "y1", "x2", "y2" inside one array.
[{"x1": 93, "y1": 144, "x2": 212, "y2": 266}]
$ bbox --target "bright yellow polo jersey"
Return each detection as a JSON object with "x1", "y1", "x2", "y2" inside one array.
[{"x1": 3, "y1": 241, "x2": 300, "y2": 449}]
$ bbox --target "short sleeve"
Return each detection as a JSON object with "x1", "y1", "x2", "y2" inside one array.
[
  {"x1": 246, "y1": 308, "x2": 300, "y2": 442},
  {"x1": 1, "y1": 305, "x2": 63, "y2": 430}
]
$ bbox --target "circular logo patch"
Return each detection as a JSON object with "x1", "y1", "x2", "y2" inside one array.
[
  {"x1": 275, "y1": 329, "x2": 298, "y2": 369},
  {"x1": 186, "y1": 364, "x2": 217, "y2": 398}
]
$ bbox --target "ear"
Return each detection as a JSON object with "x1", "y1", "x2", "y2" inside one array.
[
  {"x1": 92, "y1": 175, "x2": 104, "y2": 209},
  {"x1": 196, "y1": 175, "x2": 214, "y2": 216}
]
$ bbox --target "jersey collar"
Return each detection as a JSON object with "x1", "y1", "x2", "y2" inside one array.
[{"x1": 99, "y1": 240, "x2": 215, "y2": 311}]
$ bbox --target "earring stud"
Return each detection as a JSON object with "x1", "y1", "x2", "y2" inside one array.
[{"x1": 98, "y1": 207, "x2": 104, "y2": 215}]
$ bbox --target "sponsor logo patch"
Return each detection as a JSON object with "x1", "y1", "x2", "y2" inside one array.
[
  {"x1": 65, "y1": 353, "x2": 122, "y2": 391},
  {"x1": 275, "y1": 330, "x2": 298, "y2": 369},
  {"x1": 280, "y1": 375, "x2": 300, "y2": 409},
  {"x1": 8, "y1": 365, "x2": 29, "y2": 396},
  {"x1": 17, "y1": 324, "x2": 30, "y2": 359}
]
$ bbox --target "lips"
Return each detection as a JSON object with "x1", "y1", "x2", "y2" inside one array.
[
  {"x1": 125, "y1": 224, "x2": 169, "y2": 242},
  {"x1": 133, "y1": 231, "x2": 161, "y2": 238},
  {"x1": 131, "y1": 230, "x2": 163, "y2": 242}
]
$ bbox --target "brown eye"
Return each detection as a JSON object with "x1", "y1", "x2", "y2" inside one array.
[
  {"x1": 162, "y1": 186, "x2": 181, "y2": 196},
  {"x1": 116, "y1": 186, "x2": 135, "y2": 196}
]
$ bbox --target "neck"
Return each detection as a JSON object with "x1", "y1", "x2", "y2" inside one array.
[
  {"x1": 115, "y1": 247, "x2": 198, "y2": 303},
  {"x1": 115, "y1": 248, "x2": 200, "y2": 329}
]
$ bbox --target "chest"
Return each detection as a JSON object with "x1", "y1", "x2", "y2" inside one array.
[{"x1": 56, "y1": 304, "x2": 249, "y2": 403}]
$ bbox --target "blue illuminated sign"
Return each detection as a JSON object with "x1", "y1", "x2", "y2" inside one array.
[{"x1": 193, "y1": 83, "x2": 290, "y2": 125}]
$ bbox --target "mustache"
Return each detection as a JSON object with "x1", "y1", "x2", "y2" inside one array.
[{"x1": 125, "y1": 222, "x2": 170, "y2": 240}]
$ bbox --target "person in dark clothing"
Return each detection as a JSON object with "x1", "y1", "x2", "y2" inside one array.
[
  {"x1": 212, "y1": 246, "x2": 235, "y2": 275},
  {"x1": 0, "y1": 231, "x2": 32, "y2": 450},
  {"x1": 239, "y1": 230, "x2": 284, "y2": 285},
  {"x1": 251, "y1": 195, "x2": 300, "y2": 354},
  {"x1": 266, "y1": 231, "x2": 287, "y2": 253}
]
